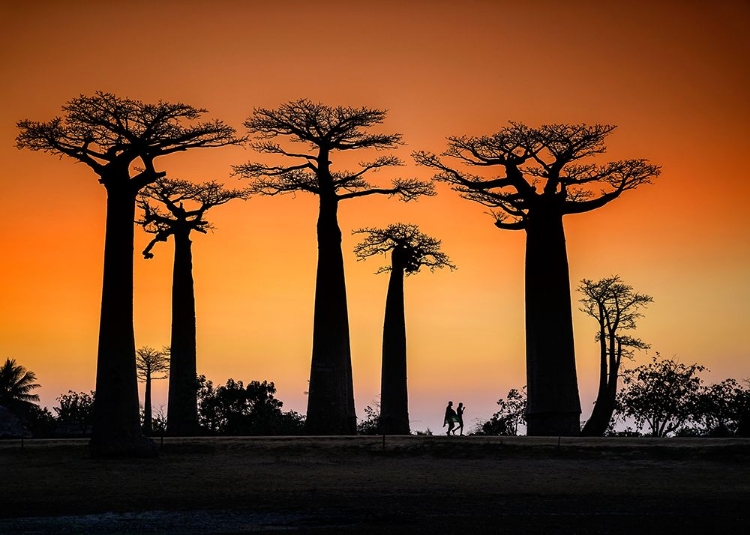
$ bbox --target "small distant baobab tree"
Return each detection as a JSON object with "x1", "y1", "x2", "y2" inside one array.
[
  {"x1": 138, "y1": 177, "x2": 250, "y2": 435},
  {"x1": 353, "y1": 223, "x2": 455, "y2": 435},
  {"x1": 234, "y1": 99, "x2": 434, "y2": 434},
  {"x1": 16, "y1": 92, "x2": 243, "y2": 456},
  {"x1": 578, "y1": 276, "x2": 652, "y2": 436},
  {"x1": 415, "y1": 123, "x2": 660, "y2": 436},
  {"x1": 136, "y1": 346, "x2": 170, "y2": 435}
]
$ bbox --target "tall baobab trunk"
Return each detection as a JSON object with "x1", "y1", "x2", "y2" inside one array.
[
  {"x1": 379, "y1": 248, "x2": 410, "y2": 435},
  {"x1": 524, "y1": 208, "x2": 581, "y2": 436},
  {"x1": 143, "y1": 368, "x2": 153, "y2": 435},
  {"x1": 167, "y1": 227, "x2": 199, "y2": 435},
  {"x1": 91, "y1": 182, "x2": 156, "y2": 456},
  {"x1": 305, "y1": 193, "x2": 356, "y2": 434}
]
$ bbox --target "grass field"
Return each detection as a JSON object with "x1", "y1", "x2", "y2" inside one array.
[{"x1": 1, "y1": 435, "x2": 749, "y2": 534}]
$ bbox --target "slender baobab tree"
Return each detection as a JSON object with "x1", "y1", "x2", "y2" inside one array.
[
  {"x1": 16, "y1": 92, "x2": 243, "y2": 455},
  {"x1": 138, "y1": 177, "x2": 250, "y2": 435},
  {"x1": 353, "y1": 224, "x2": 455, "y2": 434},
  {"x1": 415, "y1": 123, "x2": 660, "y2": 436},
  {"x1": 234, "y1": 99, "x2": 434, "y2": 434},
  {"x1": 136, "y1": 346, "x2": 170, "y2": 435},
  {"x1": 578, "y1": 276, "x2": 652, "y2": 436}
]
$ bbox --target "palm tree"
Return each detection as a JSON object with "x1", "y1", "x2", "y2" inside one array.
[{"x1": 0, "y1": 358, "x2": 41, "y2": 411}]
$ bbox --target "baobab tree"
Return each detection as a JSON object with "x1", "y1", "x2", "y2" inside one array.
[
  {"x1": 414, "y1": 123, "x2": 660, "y2": 436},
  {"x1": 138, "y1": 177, "x2": 250, "y2": 435},
  {"x1": 16, "y1": 92, "x2": 243, "y2": 456},
  {"x1": 136, "y1": 346, "x2": 170, "y2": 435},
  {"x1": 234, "y1": 99, "x2": 434, "y2": 434},
  {"x1": 353, "y1": 224, "x2": 455, "y2": 434},
  {"x1": 578, "y1": 276, "x2": 652, "y2": 436}
]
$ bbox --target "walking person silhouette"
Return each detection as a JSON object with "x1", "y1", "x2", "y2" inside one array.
[
  {"x1": 443, "y1": 401, "x2": 457, "y2": 436},
  {"x1": 454, "y1": 402, "x2": 465, "y2": 436}
]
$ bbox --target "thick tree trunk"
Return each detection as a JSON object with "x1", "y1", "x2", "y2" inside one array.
[
  {"x1": 167, "y1": 229, "x2": 199, "y2": 435},
  {"x1": 143, "y1": 371, "x2": 153, "y2": 435},
  {"x1": 524, "y1": 208, "x2": 581, "y2": 436},
  {"x1": 581, "y1": 322, "x2": 611, "y2": 436},
  {"x1": 581, "y1": 391, "x2": 615, "y2": 436},
  {"x1": 305, "y1": 194, "x2": 356, "y2": 434},
  {"x1": 90, "y1": 184, "x2": 156, "y2": 457},
  {"x1": 379, "y1": 250, "x2": 410, "y2": 435}
]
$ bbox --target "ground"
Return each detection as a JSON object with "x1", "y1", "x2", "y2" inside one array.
[{"x1": 1, "y1": 436, "x2": 749, "y2": 534}]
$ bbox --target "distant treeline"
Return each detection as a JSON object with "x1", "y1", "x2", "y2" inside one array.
[{"x1": 475, "y1": 355, "x2": 750, "y2": 438}]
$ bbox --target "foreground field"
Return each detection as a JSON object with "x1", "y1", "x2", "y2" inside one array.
[{"x1": 1, "y1": 435, "x2": 749, "y2": 534}]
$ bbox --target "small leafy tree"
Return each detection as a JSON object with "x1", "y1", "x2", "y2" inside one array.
[
  {"x1": 136, "y1": 346, "x2": 170, "y2": 435},
  {"x1": 615, "y1": 355, "x2": 705, "y2": 437},
  {"x1": 693, "y1": 378, "x2": 750, "y2": 436},
  {"x1": 474, "y1": 387, "x2": 527, "y2": 436},
  {"x1": 353, "y1": 224, "x2": 455, "y2": 434},
  {"x1": 196, "y1": 376, "x2": 304, "y2": 435},
  {"x1": 54, "y1": 391, "x2": 95, "y2": 436},
  {"x1": 357, "y1": 402, "x2": 381, "y2": 435}
]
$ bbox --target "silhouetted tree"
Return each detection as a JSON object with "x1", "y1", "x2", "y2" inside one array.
[
  {"x1": 136, "y1": 346, "x2": 170, "y2": 435},
  {"x1": 353, "y1": 224, "x2": 455, "y2": 434},
  {"x1": 54, "y1": 391, "x2": 95, "y2": 436},
  {"x1": 17, "y1": 92, "x2": 242, "y2": 456},
  {"x1": 196, "y1": 375, "x2": 305, "y2": 435},
  {"x1": 234, "y1": 99, "x2": 434, "y2": 434},
  {"x1": 138, "y1": 177, "x2": 250, "y2": 435},
  {"x1": 474, "y1": 387, "x2": 527, "y2": 436},
  {"x1": 693, "y1": 378, "x2": 750, "y2": 436},
  {"x1": 357, "y1": 403, "x2": 381, "y2": 435},
  {"x1": 615, "y1": 354, "x2": 704, "y2": 437},
  {"x1": 0, "y1": 358, "x2": 51, "y2": 437},
  {"x1": 578, "y1": 276, "x2": 652, "y2": 436},
  {"x1": 0, "y1": 358, "x2": 40, "y2": 413},
  {"x1": 415, "y1": 123, "x2": 660, "y2": 436}
]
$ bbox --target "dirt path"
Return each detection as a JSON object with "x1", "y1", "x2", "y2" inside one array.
[{"x1": 1, "y1": 436, "x2": 749, "y2": 533}]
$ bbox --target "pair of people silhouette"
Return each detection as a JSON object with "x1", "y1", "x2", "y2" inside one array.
[{"x1": 443, "y1": 401, "x2": 465, "y2": 436}]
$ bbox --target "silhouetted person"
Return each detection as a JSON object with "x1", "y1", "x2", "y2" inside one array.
[
  {"x1": 444, "y1": 401, "x2": 457, "y2": 435},
  {"x1": 454, "y1": 402, "x2": 465, "y2": 436}
]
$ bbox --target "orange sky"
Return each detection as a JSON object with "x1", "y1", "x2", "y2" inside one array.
[{"x1": 1, "y1": 1, "x2": 748, "y2": 433}]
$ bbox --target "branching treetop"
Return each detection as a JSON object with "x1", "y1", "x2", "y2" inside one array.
[
  {"x1": 353, "y1": 223, "x2": 456, "y2": 275},
  {"x1": 233, "y1": 99, "x2": 434, "y2": 202},
  {"x1": 578, "y1": 275, "x2": 653, "y2": 355},
  {"x1": 135, "y1": 346, "x2": 170, "y2": 381},
  {"x1": 137, "y1": 177, "x2": 251, "y2": 259},
  {"x1": 16, "y1": 91, "x2": 244, "y2": 189},
  {"x1": 413, "y1": 122, "x2": 660, "y2": 230}
]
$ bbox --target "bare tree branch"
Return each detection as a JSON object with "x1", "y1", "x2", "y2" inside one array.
[
  {"x1": 17, "y1": 91, "x2": 244, "y2": 191},
  {"x1": 415, "y1": 122, "x2": 661, "y2": 227},
  {"x1": 353, "y1": 223, "x2": 456, "y2": 275},
  {"x1": 137, "y1": 176, "x2": 251, "y2": 258}
]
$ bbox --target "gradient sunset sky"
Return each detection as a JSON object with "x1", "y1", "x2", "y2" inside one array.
[{"x1": 1, "y1": 1, "x2": 748, "y2": 432}]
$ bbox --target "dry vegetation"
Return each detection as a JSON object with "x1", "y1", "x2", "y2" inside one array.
[{"x1": 1, "y1": 436, "x2": 749, "y2": 534}]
